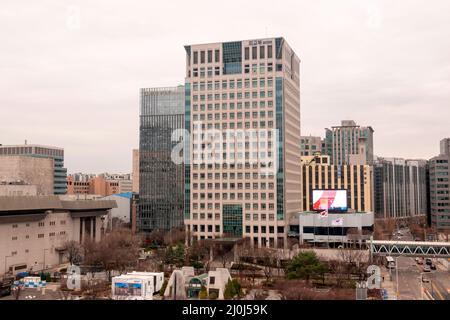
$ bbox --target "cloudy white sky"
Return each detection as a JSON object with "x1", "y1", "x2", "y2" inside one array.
[{"x1": 1, "y1": 0, "x2": 449, "y2": 173}]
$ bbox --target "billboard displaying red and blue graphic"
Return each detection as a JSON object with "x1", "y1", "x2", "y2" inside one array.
[{"x1": 312, "y1": 190, "x2": 348, "y2": 213}]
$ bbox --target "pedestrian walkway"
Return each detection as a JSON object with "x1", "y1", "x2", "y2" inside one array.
[{"x1": 380, "y1": 269, "x2": 397, "y2": 300}]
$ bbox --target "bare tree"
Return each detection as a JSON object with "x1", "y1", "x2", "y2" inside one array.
[
  {"x1": 61, "y1": 240, "x2": 83, "y2": 265},
  {"x1": 83, "y1": 228, "x2": 141, "y2": 279}
]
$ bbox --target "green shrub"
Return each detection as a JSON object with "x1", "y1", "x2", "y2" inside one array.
[
  {"x1": 199, "y1": 287, "x2": 208, "y2": 299},
  {"x1": 209, "y1": 292, "x2": 218, "y2": 300},
  {"x1": 224, "y1": 279, "x2": 242, "y2": 299}
]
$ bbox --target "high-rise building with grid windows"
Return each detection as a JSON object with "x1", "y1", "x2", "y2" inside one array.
[
  {"x1": 183, "y1": 37, "x2": 301, "y2": 248},
  {"x1": 138, "y1": 86, "x2": 185, "y2": 233}
]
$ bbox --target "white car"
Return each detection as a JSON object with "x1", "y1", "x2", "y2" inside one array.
[{"x1": 423, "y1": 265, "x2": 431, "y2": 272}]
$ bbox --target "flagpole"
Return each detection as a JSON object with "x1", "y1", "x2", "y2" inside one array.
[{"x1": 327, "y1": 211, "x2": 330, "y2": 249}]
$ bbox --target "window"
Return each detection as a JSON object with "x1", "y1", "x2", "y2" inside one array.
[
  {"x1": 260, "y1": 46, "x2": 265, "y2": 59},
  {"x1": 193, "y1": 51, "x2": 198, "y2": 64},
  {"x1": 38, "y1": 222, "x2": 45, "y2": 227},
  {"x1": 267, "y1": 45, "x2": 273, "y2": 58},
  {"x1": 200, "y1": 51, "x2": 205, "y2": 63},
  {"x1": 245, "y1": 47, "x2": 250, "y2": 60},
  {"x1": 12, "y1": 236, "x2": 18, "y2": 241},
  {"x1": 38, "y1": 234, "x2": 44, "y2": 238},
  {"x1": 12, "y1": 224, "x2": 18, "y2": 229},
  {"x1": 210, "y1": 276, "x2": 216, "y2": 285},
  {"x1": 215, "y1": 49, "x2": 220, "y2": 62},
  {"x1": 207, "y1": 50, "x2": 212, "y2": 63},
  {"x1": 252, "y1": 46, "x2": 257, "y2": 59}
]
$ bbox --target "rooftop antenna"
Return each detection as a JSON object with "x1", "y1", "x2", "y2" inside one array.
[{"x1": 25, "y1": 140, "x2": 27, "y2": 145}]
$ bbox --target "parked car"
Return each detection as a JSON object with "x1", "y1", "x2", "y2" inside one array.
[
  {"x1": 416, "y1": 258, "x2": 424, "y2": 265},
  {"x1": 430, "y1": 264, "x2": 437, "y2": 270},
  {"x1": 421, "y1": 276, "x2": 430, "y2": 283},
  {"x1": 423, "y1": 265, "x2": 431, "y2": 272},
  {"x1": 425, "y1": 258, "x2": 432, "y2": 266}
]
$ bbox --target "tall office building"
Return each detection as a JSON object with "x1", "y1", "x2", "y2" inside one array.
[
  {"x1": 429, "y1": 138, "x2": 450, "y2": 230},
  {"x1": 324, "y1": 120, "x2": 374, "y2": 165},
  {"x1": 138, "y1": 86, "x2": 185, "y2": 233},
  {"x1": 183, "y1": 37, "x2": 301, "y2": 248},
  {"x1": 0, "y1": 144, "x2": 67, "y2": 194},
  {"x1": 300, "y1": 135, "x2": 322, "y2": 157},
  {"x1": 374, "y1": 157, "x2": 428, "y2": 220}
]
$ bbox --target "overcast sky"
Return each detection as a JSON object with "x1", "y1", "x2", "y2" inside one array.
[{"x1": 1, "y1": 0, "x2": 449, "y2": 173}]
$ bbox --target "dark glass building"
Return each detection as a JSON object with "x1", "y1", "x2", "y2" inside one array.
[{"x1": 138, "y1": 86, "x2": 185, "y2": 233}]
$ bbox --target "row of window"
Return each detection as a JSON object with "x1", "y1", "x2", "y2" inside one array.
[
  {"x1": 192, "y1": 101, "x2": 274, "y2": 112},
  {"x1": 193, "y1": 202, "x2": 274, "y2": 210},
  {"x1": 193, "y1": 111, "x2": 274, "y2": 121},
  {"x1": 193, "y1": 91, "x2": 274, "y2": 102},
  {"x1": 12, "y1": 220, "x2": 66, "y2": 228},
  {"x1": 193, "y1": 193, "x2": 275, "y2": 201},
  {"x1": 193, "y1": 173, "x2": 275, "y2": 181},
  {"x1": 11, "y1": 231, "x2": 66, "y2": 240},
  {"x1": 191, "y1": 63, "x2": 278, "y2": 78},
  {"x1": 191, "y1": 162, "x2": 276, "y2": 171},
  {"x1": 193, "y1": 49, "x2": 220, "y2": 64},
  {"x1": 244, "y1": 45, "x2": 273, "y2": 60},
  {"x1": 192, "y1": 78, "x2": 274, "y2": 91},
  {"x1": 191, "y1": 212, "x2": 276, "y2": 221},
  {"x1": 192, "y1": 121, "x2": 274, "y2": 131}
]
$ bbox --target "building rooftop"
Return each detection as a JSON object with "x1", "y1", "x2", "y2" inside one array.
[{"x1": 0, "y1": 196, "x2": 117, "y2": 212}]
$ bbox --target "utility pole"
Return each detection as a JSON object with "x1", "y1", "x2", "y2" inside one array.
[{"x1": 395, "y1": 256, "x2": 399, "y2": 299}]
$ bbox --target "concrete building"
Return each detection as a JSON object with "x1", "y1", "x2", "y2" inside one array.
[
  {"x1": 300, "y1": 136, "x2": 322, "y2": 157},
  {"x1": 0, "y1": 144, "x2": 67, "y2": 194},
  {"x1": 164, "y1": 266, "x2": 231, "y2": 300},
  {"x1": 102, "y1": 192, "x2": 135, "y2": 229},
  {"x1": 0, "y1": 156, "x2": 54, "y2": 195},
  {"x1": 67, "y1": 174, "x2": 132, "y2": 196},
  {"x1": 0, "y1": 196, "x2": 117, "y2": 276},
  {"x1": 184, "y1": 37, "x2": 301, "y2": 249},
  {"x1": 429, "y1": 141, "x2": 450, "y2": 230},
  {"x1": 138, "y1": 86, "x2": 185, "y2": 233},
  {"x1": 132, "y1": 149, "x2": 139, "y2": 193},
  {"x1": 0, "y1": 181, "x2": 38, "y2": 196},
  {"x1": 301, "y1": 154, "x2": 373, "y2": 213},
  {"x1": 440, "y1": 138, "x2": 450, "y2": 156},
  {"x1": 374, "y1": 157, "x2": 428, "y2": 220},
  {"x1": 323, "y1": 120, "x2": 374, "y2": 165}
]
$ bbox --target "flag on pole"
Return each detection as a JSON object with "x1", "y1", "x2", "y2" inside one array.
[
  {"x1": 331, "y1": 217, "x2": 344, "y2": 226},
  {"x1": 318, "y1": 210, "x2": 328, "y2": 219}
]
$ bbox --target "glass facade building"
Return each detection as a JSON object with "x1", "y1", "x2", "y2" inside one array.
[{"x1": 138, "y1": 86, "x2": 185, "y2": 233}]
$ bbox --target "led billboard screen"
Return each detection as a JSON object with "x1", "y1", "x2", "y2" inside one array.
[{"x1": 312, "y1": 190, "x2": 348, "y2": 213}]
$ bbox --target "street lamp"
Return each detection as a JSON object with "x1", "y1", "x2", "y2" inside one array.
[
  {"x1": 4, "y1": 255, "x2": 13, "y2": 276},
  {"x1": 43, "y1": 249, "x2": 49, "y2": 272}
]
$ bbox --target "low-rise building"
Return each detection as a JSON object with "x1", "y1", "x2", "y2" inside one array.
[{"x1": 0, "y1": 196, "x2": 117, "y2": 276}]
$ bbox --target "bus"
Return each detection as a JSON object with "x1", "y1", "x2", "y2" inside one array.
[{"x1": 385, "y1": 256, "x2": 396, "y2": 269}]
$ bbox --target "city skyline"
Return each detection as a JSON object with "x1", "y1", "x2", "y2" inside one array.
[{"x1": 1, "y1": 0, "x2": 450, "y2": 173}]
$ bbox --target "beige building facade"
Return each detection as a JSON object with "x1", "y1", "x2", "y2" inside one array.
[
  {"x1": 183, "y1": 37, "x2": 301, "y2": 248},
  {"x1": 0, "y1": 156, "x2": 54, "y2": 195},
  {"x1": 0, "y1": 196, "x2": 116, "y2": 276}
]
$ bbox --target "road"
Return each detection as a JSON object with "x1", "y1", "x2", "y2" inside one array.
[{"x1": 389, "y1": 228, "x2": 450, "y2": 300}]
